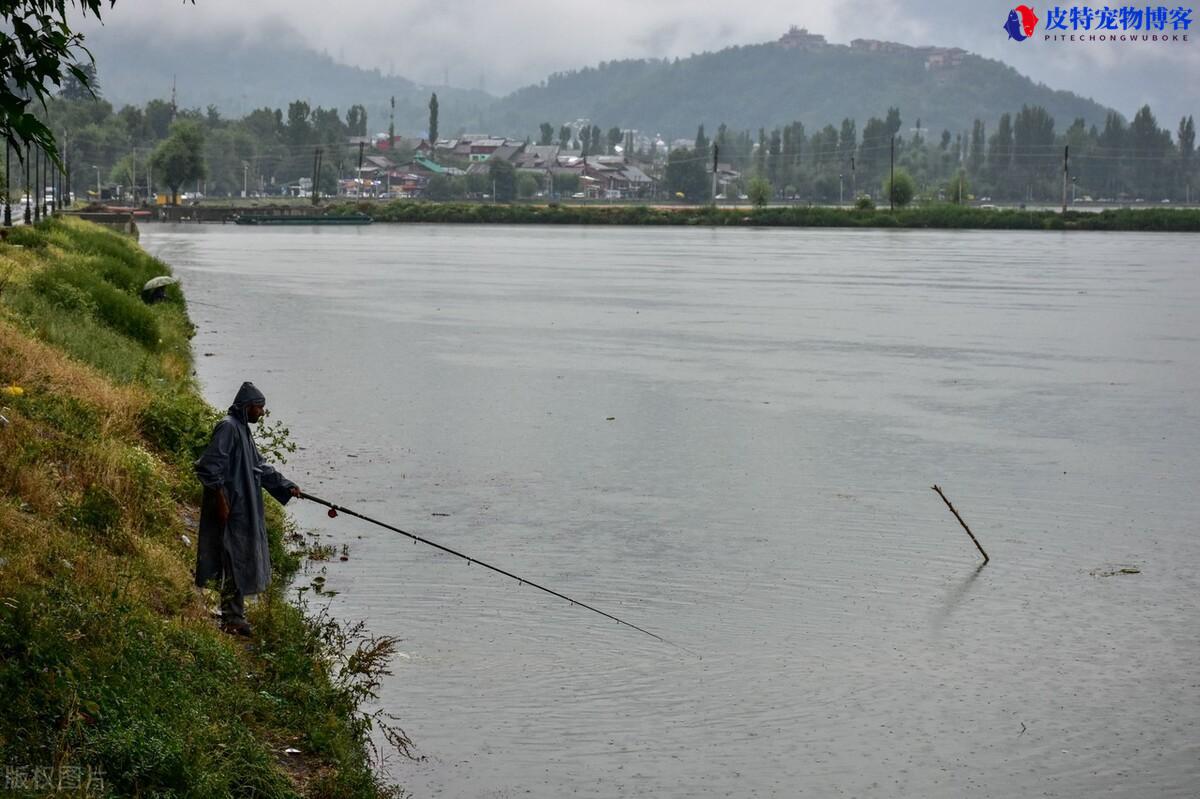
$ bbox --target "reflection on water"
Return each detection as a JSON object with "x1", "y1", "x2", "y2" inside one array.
[{"x1": 144, "y1": 224, "x2": 1200, "y2": 798}]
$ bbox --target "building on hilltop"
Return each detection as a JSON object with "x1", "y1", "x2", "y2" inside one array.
[{"x1": 777, "y1": 26, "x2": 829, "y2": 49}]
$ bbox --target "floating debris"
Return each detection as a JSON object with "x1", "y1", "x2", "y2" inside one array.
[{"x1": 1090, "y1": 565, "x2": 1141, "y2": 578}]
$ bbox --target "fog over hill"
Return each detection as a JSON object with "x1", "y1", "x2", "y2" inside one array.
[
  {"x1": 83, "y1": 25, "x2": 493, "y2": 136},
  {"x1": 482, "y1": 30, "x2": 1118, "y2": 140},
  {"x1": 84, "y1": 24, "x2": 1130, "y2": 141}
]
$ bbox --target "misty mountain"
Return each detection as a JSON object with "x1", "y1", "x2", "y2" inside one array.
[
  {"x1": 483, "y1": 32, "x2": 1117, "y2": 140},
  {"x1": 84, "y1": 25, "x2": 494, "y2": 136},
  {"x1": 86, "y1": 25, "x2": 1117, "y2": 143}
]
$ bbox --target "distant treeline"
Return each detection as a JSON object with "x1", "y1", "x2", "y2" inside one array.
[
  {"x1": 19, "y1": 88, "x2": 378, "y2": 201},
  {"x1": 629, "y1": 104, "x2": 1197, "y2": 204},
  {"x1": 18, "y1": 81, "x2": 1197, "y2": 208}
]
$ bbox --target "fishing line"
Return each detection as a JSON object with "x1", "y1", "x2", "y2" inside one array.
[{"x1": 299, "y1": 491, "x2": 698, "y2": 657}]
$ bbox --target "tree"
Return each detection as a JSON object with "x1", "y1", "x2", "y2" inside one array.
[
  {"x1": 58, "y1": 62, "x2": 99, "y2": 101},
  {"x1": 665, "y1": 147, "x2": 707, "y2": 201},
  {"x1": 428, "y1": 93, "x2": 439, "y2": 145},
  {"x1": 346, "y1": 104, "x2": 367, "y2": 137},
  {"x1": 558, "y1": 125, "x2": 571, "y2": 149},
  {"x1": 517, "y1": 172, "x2": 539, "y2": 198},
  {"x1": 747, "y1": 176, "x2": 771, "y2": 207},
  {"x1": 539, "y1": 122, "x2": 554, "y2": 145},
  {"x1": 1179, "y1": 116, "x2": 1195, "y2": 200},
  {"x1": 150, "y1": 120, "x2": 206, "y2": 204},
  {"x1": 553, "y1": 172, "x2": 579, "y2": 195},
  {"x1": 286, "y1": 100, "x2": 311, "y2": 145},
  {"x1": 488, "y1": 157, "x2": 515, "y2": 201},
  {"x1": 838, "y1": 118, "x2": 857, "y2": 158},
  {"x1": 946, "y1": 169, "x2": 969, "y2": 204},
  {"x1": 424, "y1": 174, "x2": 452, "y2": 200},
  {"x1": 607, "y1": 126, "x2": 622, "y2": 155},
  {"x1": 694, "y1": 124, "x2": 708, "y2": 155},
  {"x1": 987, "y1": 113, "x2": 1014, "y2": 196},
  {"x1": 884, "y1": 168, "x2": 915, "y2": 207},
  {"x1": 0, "y1": 1, "x2": 132, "y2": 158},
  {"x1": 968, "y1": 119, "x2": 986, "y2": 180}
]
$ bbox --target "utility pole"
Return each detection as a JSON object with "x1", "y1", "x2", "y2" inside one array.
[
  {"x1": 356, "y1": 141, "x2": 365, "y2": 198},
  {"x1": 64, "y1": 137, "x2": 71, "y2": 209},
  {"x1": 94, "y1": 165, "x2": 101, "y2": 203},
  {"x1": 4, "y1": 140, "x2": 10, "y2": 226},
  {"x1": 33, "y1": 148, "x2": 40, "y2": 222},
  {"x1": 711, "y1": 143, "x2": 719, "y2": 204},
  {"x1": 131, "y1": 148, "x2": 136, "y2": 206},
  {"x1": 889, "y1": 135, "x2": 895, "y2": 212},
  {"x1": 839, "y1": 172, "x2": 844, "y2": 206},
  {"x1": 243, "y1": 162, "x2": 248, "y2": 198},
  {"x1": 851, "y1": 156, "x2": 856, "y2": 202},
  {"x1": 1061, "y1": 144, "x2": 1069, "y2": 214},
  {"x1": 311, "y1": 147, "x2": 320, "y2": 205},
  {"x1": 23, "y1": 145, "x2": 31, "y2": 224}
]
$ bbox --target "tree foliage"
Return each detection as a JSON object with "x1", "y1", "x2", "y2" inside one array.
[
  {"x1": 150, "y1": 120, "x2": 206, "y2": 203},
  {"x1": 1, "y1": 1, "x2": 116, "y2": 159},
  {"x1": 488, "y1": 157, "x2": 515, "y2": 201},
  {"x1": 747, "y1": 176, "x2": 771, "y2": 207},
  {"x1": 885, "y1": 168, "x2": 915, "y2": 208}
]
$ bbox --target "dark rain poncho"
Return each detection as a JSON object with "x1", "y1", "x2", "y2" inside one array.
[{"x1": 194, "y1": 382, "x2": 296, "y2": 596}]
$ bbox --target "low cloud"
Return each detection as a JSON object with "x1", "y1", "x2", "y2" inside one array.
[{"x1": 85, "y1": 0, "x2": 1197, "y2": 123}]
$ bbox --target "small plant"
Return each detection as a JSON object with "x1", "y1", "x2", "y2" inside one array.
[
  {"x1": 255, "y1": 408, "x2": 297, "y2": 464},
  {"x1": 855, "y1": 195, "x2": 876, "y2": 211},
  {"x1": 747, "y1": 176, "x2": 772, "y2": 208}
]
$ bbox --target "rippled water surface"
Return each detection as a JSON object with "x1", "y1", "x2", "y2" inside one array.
[{"x1": 143, "y1": 224, "x2": 1200, "y2": 798}]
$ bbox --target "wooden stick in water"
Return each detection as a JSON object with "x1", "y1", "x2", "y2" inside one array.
[{"x1": 931, "y1": 484, "x2": 989, "y2": 563}]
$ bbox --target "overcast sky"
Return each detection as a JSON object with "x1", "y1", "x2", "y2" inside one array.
[{"x1": 87, "y1": 1, "x2": 1198, "y2": 126}]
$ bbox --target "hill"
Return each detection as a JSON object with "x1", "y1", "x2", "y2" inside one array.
[
  {"x1": 482, "y1": 30, "x2": 1117, "y2": 139},
  {"x1": 84, "y1": 25, "x2": 494, "y2": 135},
  {"x1": 84, "y1": 25, "x2": 1116, "y2": 142}
]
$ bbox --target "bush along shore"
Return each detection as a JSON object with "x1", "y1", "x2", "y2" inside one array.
[
  {"x1": 0, "y1": 218, "x2": 407, "y2": 798},
  {"x1": 327, "y1": 199, "x2": 1200, "y2": 232}
]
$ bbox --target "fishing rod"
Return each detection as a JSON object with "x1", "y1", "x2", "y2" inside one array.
[{"x1": 299, "y1": 491, "x2": 681, "y2": 650}]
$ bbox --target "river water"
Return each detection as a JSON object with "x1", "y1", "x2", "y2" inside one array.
[{"x1": 142, "y1": 224, "x2": 1200, "y2": 798}]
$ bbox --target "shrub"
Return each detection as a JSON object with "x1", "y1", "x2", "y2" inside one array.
[
  {"x1": 138, "y1": 389, "x2": 219, "y2": 463},
  {"x1": 884, "y1": 169, "x2": 916, "y2": 208},
  {"x1": 31, "y1": 263, "x2": 160, "y2": 349},
  {"x1": 747, "y1": 177, "x2": 772, "y2": 208}
]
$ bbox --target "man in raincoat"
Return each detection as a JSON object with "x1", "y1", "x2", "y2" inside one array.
[{"x1": 194, "y1": 382, "x2": 300, "y2": 636}]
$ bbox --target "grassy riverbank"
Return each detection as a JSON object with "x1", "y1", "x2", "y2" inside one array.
[
  {"x1": 328, "y1": 200, "x2": 1200, "y2": 232},
  {"x1": 0, "y1": 218, "x2": 404, "y2": 798}
]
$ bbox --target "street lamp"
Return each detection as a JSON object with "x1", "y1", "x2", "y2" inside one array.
[
  {"x1": 1071, "y1": 176, "x2": 1078, "y2": 204},
  {"x1": 93, "y1": 165, "x2": 101, "y2": 202}
]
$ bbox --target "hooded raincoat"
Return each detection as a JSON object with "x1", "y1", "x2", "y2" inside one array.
[{"x1": 194, "y1": 382, "x2": 296, "y2": 596}]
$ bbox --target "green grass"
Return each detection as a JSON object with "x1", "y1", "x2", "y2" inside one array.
[
  {"x1": 327, "y1": 199, "x2": 1200, "y2": 231},
  {"x1": 0, "y1": 217, "x2": 402, "y2": 798}
]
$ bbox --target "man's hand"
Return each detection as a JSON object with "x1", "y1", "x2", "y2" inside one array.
[
  {"x1": 289, "y1": 486, "x2": 302, "y2": 499},
  {"x1": 215, "y1": 489, "x2": 230, "y2": 527}
]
